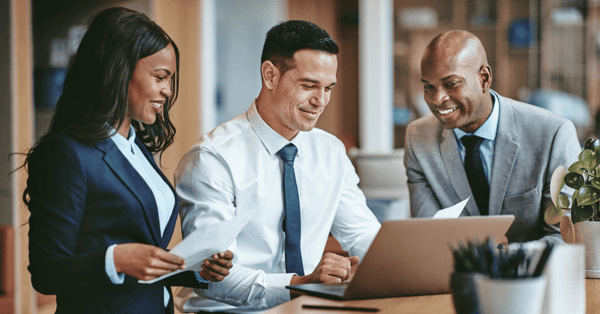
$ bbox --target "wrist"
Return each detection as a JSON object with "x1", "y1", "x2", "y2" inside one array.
[
  {"x1": 289, "y1": 274, "x2": 308, "y2": 286},
  {"x1": 113, "y1": 244, "x2": 123, "y2": 273}
]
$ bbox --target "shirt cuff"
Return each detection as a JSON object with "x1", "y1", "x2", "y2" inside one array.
[
  {"x1": 265, "y1": 273, "x2": 295, "y2": 306},
  {"x1": 194, "y1": 271, "x2": 211, "y2": 284},
  {"x1": 105, "y1": 244, "x2": 125, "y2": 284}
]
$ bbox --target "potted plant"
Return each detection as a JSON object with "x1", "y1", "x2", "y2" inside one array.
[{"x1": 544, "y1": 138, "x2": 600, "y2": 273}]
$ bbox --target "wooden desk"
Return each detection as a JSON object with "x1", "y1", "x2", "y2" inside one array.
[{"x1": 266, "y1": 279, "x2": 600, "y2": 314}]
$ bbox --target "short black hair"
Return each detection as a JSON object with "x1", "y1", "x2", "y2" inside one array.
[{"x1": 260, "y1": 20, "x2": 338, "y2": 75}]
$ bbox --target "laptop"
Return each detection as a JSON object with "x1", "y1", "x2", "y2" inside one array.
[{"x1": 286, "y1": 215, "x2": 515, "y2": 300}]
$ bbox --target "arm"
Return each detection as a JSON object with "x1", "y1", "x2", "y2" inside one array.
[
  {"x1": 404, "y1": 124, "x2": 443, "y2": 217},
  {"x1": 539, "y1": 119, "x2": 581, "y2": 244},
  {"x1": 330, "y1": 154, "x2": 381, "y2": 260},
  {"x1": 27, "y1": 137, "x2": 111, "y2": 295},
  {"x1": 175, "y1": 147, "x2": 294, "y2": 308},
  {"x1": 27, "y1": 137, "x2": 190, "y2": 295}
]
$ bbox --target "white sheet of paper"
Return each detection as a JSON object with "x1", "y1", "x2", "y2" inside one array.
[
  {"x1": 139, "y1": 209, "x2": 253, "y2": 284},
  {"x1": 432, "y1": 197, "x2": 470, "y2": 219}
]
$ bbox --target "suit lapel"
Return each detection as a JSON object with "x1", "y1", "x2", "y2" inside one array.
[
  {"x1": 440, "y1": 128, "x2": 480, "y2": 216},
  {"x1": 96, "y1": 139, "x2": 162, "y2": 246},
  {"x1": 488, "y1": 93, "x2": 519, "y2": 215},
  {"x1": 134, "y1": 138, "x2": 180, "y2": 249}
]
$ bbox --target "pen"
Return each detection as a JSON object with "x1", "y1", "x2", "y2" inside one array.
[{"x1": 302, "y1": 304, "x2": 379, "y2": 312}]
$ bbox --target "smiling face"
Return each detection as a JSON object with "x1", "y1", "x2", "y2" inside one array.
[
  {"x1": 261, "y1": 49, "x2": 337, "y2": 140},
  {"x1": 118, "y1": 43, "x2": 176, "y2": 137},
  {"x1": 420, "y1": 32, "x2": 493, "y2": 133}
]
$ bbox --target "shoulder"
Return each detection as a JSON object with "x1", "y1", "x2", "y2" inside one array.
[
  {"x1": 301, "y1": 127, "x2": 347, "y2": 156},
  {"x1": 405, "y1": 114, "x2": 443, "y2": 143},
  {"x1": 177, "y1": 114, "x2": 253, "y2": 170},
  {"x1": 32, "y1": 132, "x2": 92, "y2": 159},
  {"x1": 192, "y1": 113, "x2": 252, "y2": 152},
  {"x1": 498, "y1": 94, "x2": 573, "y2": 131}
]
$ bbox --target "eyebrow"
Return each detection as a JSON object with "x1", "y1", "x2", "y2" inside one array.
[
  {"x1": 421, "y1": 75, "x2": 460, "y2": 84},
  {"x1": 299, "y1": 78, "x2": 337, "y2": 87},
  {"x1": 154, "y1": 68, "x2": 172, "y2": 75}
]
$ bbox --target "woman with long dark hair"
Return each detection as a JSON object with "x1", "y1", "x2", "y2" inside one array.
[{"x1": 23, "y1": 7, "x2": 232, "y2": 313}]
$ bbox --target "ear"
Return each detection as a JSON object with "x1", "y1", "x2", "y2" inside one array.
[
  {"x1": 479, "y1": 65, "x2": 492, "y2": 92},
  {"x1": 261, "y1": 61, "x2": 280, "y2": 90}
]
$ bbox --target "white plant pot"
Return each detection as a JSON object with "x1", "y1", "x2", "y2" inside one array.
[
  {"x1": 574, "y1": 220, "x2": 600, "y2": 277},
  {"x1": 475, "y1": 276, "x2": 547, "y2": 314}
]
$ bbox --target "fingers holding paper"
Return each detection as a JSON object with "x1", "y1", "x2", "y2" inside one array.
[
  {"x1": 113, "y1": 243, "x2": 186, "y2": 281},
  {"x1": 199, "y1": 250, "x2": 234, "y2": 282}
]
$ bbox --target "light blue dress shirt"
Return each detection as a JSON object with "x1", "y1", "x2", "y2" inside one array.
[
  {"x1": 104, "y1": 125, "x2": 175, "y2": 307},
  {"x1": 453, "y1": 92, "x2": 500, "y2": 185}
]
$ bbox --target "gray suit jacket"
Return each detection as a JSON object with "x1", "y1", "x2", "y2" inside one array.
[{"x1": 404, "y1": 90, "x2": 581, "y2": 244}]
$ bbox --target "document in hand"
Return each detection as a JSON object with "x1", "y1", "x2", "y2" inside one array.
[
  {"x1": 139, "y1": 210, "x2": 253, "y2": 284},
  {"x1": 433, "y1": 197, "x2": 470, "y2": 219}
]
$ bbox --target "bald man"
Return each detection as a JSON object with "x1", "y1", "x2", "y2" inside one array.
[{"x1": 404, "y1": 30, "x2": 581, "y2": 244}]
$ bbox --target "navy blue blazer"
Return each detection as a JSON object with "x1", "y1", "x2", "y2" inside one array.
[{"x1": 27, "y1": 132, "x2": 205, "y2": 314}]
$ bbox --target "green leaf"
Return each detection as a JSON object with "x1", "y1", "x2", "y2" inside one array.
[
  {"x1": 557, "y1": 193, "x2": 570, "y2": 209},
  {"x1": 576, "y1": 185, "x2": 600, "y2": 206},
  {"x1": 550, "y1": 165, "x2": 568, "y2": 207},
  {"x1": 572, "y1": 199, "x2": 595, "y2": 224},
  {"x1": 544, "y1": 204, "x2": 563, "y2": 225},
  {"x1": 569, "y1": 161, "x2": 585, "y2": 175},
  {"x1": 579, "y1": 150, "x2": 596, "y2": 171},
  {"x1": 584, "y1": 139, "x2": 600, "y2": 151},
  {"x1": 560, "y1": 216, "x2": 575, "y2": 244},
  {"x1": 591, "y1": 178, "x2": 600, "y2": 190},
  {"x1": 564, "y1": 172, "x2": 585, "y2": 189}
]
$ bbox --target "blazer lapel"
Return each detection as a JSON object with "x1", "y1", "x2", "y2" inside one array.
[
  {"x1": 134, "y1": 138, "x2": 180, "y2": 249},
  {"x1": 96, "y1": 139, "x2": 162, "y2": 246},
  {"x1": 489, "y1": 93, "x2": 519, "y2": 216},
  {"x1": 440, "y1": 128, "x2": 480, "y2": 216}
]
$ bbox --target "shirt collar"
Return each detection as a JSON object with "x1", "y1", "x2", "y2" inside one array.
[
  {"x1": 110, "y1": 124, "x2": 137, "y2": 152},
  {"x1": 453, "y1": 91, "x2": 499, "y2": 141},
  {"x1": 247, "y1": 100, "x2": 304, "y2": 157}
]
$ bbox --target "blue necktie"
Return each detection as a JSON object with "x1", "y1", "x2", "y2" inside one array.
[
  {"x1": 277, "y1": 144, "x2": 305, "y2": 276},
  {"x1": 461, "y1": 136, "x2": 489, "y2": 215}
]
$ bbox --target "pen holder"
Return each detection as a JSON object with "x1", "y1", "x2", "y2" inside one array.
[
  {"x1": 475, "y1": 276, "x2": 547, "y2": 314},
  {"x1": 450, "y1": 272, "x2": 484, "y2": 314}
]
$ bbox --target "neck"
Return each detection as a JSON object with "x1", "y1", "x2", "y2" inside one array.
[
  {"x1": 255, "y1": 91, "x2": 298, "y2": 141},
  {"x1": 116, "y1": 119, "x2": 132, "y2": 138}
]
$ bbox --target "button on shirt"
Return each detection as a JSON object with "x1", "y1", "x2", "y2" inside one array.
[
  {"x1": 453, "y1": 92, "x2": 500, "y2": 185},
  {"x1": 174, "y1": 101, "x2": 381, "y2": 311},
  {"x1": 104, "y1": 125, "x2": 175, "y2": 307}
]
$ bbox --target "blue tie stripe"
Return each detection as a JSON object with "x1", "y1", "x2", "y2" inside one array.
[{"x1": 277, "y1": 143, "x2": 305, "y2": 276}]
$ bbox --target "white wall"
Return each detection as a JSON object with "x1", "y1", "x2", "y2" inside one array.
[{"x1": 215, "y1": 0, "x2": 287, "y2": 125}]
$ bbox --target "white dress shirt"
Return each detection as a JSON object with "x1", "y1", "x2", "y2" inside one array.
[
  {"x1": 105, "y1": 125, "x2": 175, "y2": 307},
  {"x1": 174, "y1": 101, "x2": 381, "y2": 311}
]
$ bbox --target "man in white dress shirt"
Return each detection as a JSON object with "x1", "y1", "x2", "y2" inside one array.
[{"x1": 173, "y1": 20, "x2": 381, "y2": 312}]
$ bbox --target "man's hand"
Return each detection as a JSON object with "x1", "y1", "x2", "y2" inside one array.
[
  {"x1": 113, "y1": 243, "x2": 186, "y2": 281},
  {"x1": 199, "y1": 250, "x2": 234, "y2": 282},
  {"x1": 289, "y1": 253, "x2": 360, "y2": 297}
]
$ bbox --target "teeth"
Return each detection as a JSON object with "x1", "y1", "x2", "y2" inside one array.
[
  {"x1": 438, "y1": 108, "x2": 456, "y2": 115},
  {"x1": 300, "y1": 108, "x2": 317, "y2": 116},
  {"x1": 151, "y1": 102, "x2": 163, "y2": 109}
]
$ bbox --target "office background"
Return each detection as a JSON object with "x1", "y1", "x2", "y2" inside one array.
[{"x1": 1, "y1": 0, "x2": 599, "y2": 313}]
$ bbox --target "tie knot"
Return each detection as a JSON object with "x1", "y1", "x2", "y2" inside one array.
[
  {"x1": 461, "y1": 136, "x2": 484, "y2": 151},
  {"x1": 277, "y1": 144, "x2": 297, "y2": 162}
]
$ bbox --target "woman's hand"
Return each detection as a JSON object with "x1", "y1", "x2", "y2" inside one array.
[
  {"x1": 113, "y1": 243, "x2": 186, "y2": 281},
  {"x1": 199, "y1": 250, "x2": 234, "y2": 282}
]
